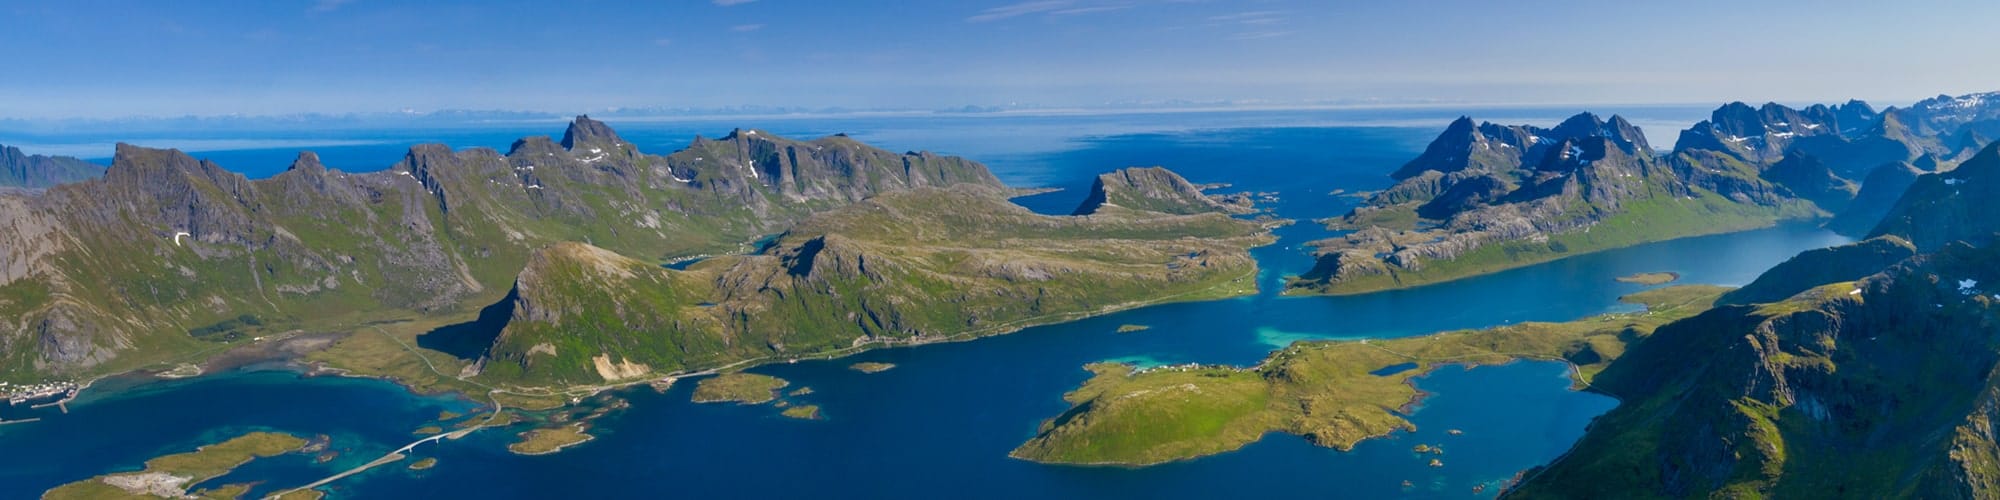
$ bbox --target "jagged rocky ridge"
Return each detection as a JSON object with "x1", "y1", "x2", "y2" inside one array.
[
  {"x1": 1291, "y1": 91, "x2": 2000, "y2": 295},
  {"x1": 483, "y1": 168, "x2": 1273, "y2": 385},
  {"x1": 0, "y1": 116, "x2": 1003, "y2": 380},
  {"x1": 0, "y1": 145, "x2": 102, "y2": 189}
]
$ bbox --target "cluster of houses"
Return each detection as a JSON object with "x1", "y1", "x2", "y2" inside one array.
[{"x1": 2, "y1": 380, "x2": 77, "y2": 405}]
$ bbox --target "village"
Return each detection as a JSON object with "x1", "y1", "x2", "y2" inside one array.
[{"x1": 2, "y1": 380, "x2": 79, "y2": 406}]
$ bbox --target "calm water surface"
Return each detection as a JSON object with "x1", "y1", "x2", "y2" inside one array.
[{"x1": 0, "y1": 110, "x2": 1844, "y2": 498}]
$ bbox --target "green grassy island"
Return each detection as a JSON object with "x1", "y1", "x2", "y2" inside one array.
[
  {"x1": 849, "y1": 362, "x2": 896, "y2": 374},
  {"x1": 781, "y1": 405, "x2": 823, "y2": 420},
  {"x1": 1616, "y1": 272, "x2": 1681, "y2": 285},
  {"x1": 43, "y1": 432, "x2": 307, "y2": 499},
  {"x1": 691, "y1": 373, "x2": 790, "y2": 404},
  {"x1": 507, "y1": 425, "x2": 594, "y2": 455},
  {"x1": 1012, "y1": 286, "x2": 1728, "y2": 465}
]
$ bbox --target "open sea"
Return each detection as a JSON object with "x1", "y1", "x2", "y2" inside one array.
[{"x1": 0, "y1": 106, "x2": 1849, "y2": 498}]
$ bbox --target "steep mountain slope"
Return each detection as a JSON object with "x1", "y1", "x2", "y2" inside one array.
[
  {"x1": 1511, "y1": 242, "x2": 2000, "y2": 498},
  {"x1": 481, "y1": 179, "x2": 1273, "y2": 385},
  {"x1": 1290, "y1": 112, "x2": 1817, "y2": 295},
  {"x1": 1718, "y1": 236, "x2": 1916, "y2": 305},
  {"x1": 1869, "y1": 143, "x2": 2000, "y2": 251},
  {"x1": 0, "y1": 145, "x2": 102, "y2": 189},
  {"x1": 1510, "y1": 141, "x2": 2000, "y2": 498},
  {"x1": 1825, "y1": 161, "x2": 1925, "y2": 236},
  {"x1": 0, "y1": 117, "x2": 1002, "y2": 381}
]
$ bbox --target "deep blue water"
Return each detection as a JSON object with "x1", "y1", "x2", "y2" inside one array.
[{"x1": 0, "y1": 109, "x2": 1846, "y2": 499}]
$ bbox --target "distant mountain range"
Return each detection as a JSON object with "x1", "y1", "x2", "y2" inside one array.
[
  {"x1": 0, "y1": 145, "x2": 101, "y2": 189},
  {"x1": 1289, "y1": 90, "x2": 2000, "y2": 295}
]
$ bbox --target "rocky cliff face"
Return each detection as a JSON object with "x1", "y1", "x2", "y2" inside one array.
[
  {"x1": 0, "y1": 117, "x2": 1003, "y2": 380},
  {"x1": 0, "y1": 145, "x2": 103, "y2": 189},
  {"x1": 483, "y1": 179, "x2": 1274, "y2": 385},
  {"x1": 1512, "y1": 241, "x2": 2000, "y2": 498},
  {"x1": 1072, "y1": 166, "x2": 1251, "y2": 216}
]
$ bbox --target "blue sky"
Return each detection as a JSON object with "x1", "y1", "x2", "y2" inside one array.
[{"x1": 4, "y1": 0, "x2": 1998, "y2": 118}]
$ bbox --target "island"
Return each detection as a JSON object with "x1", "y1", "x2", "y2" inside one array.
[
  {"x1": 407, "y1": 457, "x2": 438, "y2": 471},
  {"x1": 1115, "y1": 324, "x2": 1152, "y2": 334},
  {"x1": 848, "y1": 362, "x2": 896, "y2": 374},
  {"x1": 507, "y1": 425, "x2": 594, "y2": 455},
  {"x1": 1011, "y1": 286, "x2": 1726, "y2": 465},
  {"x1": 1615, "y1": 272, "x2": 1680, "y2": 285},
  {"x1": 781, "y1": 405, "x2": 822, "y2": 420},
  {"x1": 42, "y1": 432, "x2": 307, "y2": 499},
  {"x1": 690, "y1": 373, "x2": 790, "y2": 404}
]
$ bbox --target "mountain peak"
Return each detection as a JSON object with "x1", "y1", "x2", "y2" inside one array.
[
  {"x1": 560, "y1": 115, "x2": 625, "y2": 151},
  {"x1": 286, "y1": 152, "x2": 326, "y2": 174}
]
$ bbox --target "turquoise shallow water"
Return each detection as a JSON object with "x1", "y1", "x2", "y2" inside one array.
[{"x1": 0, "y1": 109, "x2": 1846, "y2": 498}]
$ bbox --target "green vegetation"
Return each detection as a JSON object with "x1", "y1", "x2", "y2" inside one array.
[
  {"x1": 0, "y1": 121, "x2": 1004, "y2": 385},
  {"x1": 690, "y1": 373, "x2": 789, "y2": 404},
  {"x1": 407, "y1": 457, "x2": 438, "y2": 471},
  {"x1": 848, "y1": 362, "x2": 896, "y2": 374},
  {"x1": 1513, "y1": 242, "x2": 2000, "y2": 497},
  {"x1": 781, "y1": 405, "x2": 822, "y2": 420},
  {"x1": 1615, "y1": 272, "x2": 1680, "y2": 285},
  {"x1": 507, "y1": 425, "x2": 594, "y2": 455},
  {"x1": 480, "y1": 185, "x2": 1272, "y2": 386},
  {"x1": 1114, "y1": 324, "x2": 1152, "y2": 334},
  {"x1": 1013, "y1": 286, "x2": 1727, "y2": 465},
  {"x1": 42, "y1": 432, "x2": 307, "y2": 499},
  {"x1": 1293, "y1": 185, "x2": 1818, "y2": 296}
]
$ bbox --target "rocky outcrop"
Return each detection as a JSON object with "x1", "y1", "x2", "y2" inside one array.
[
  {"x1": 0, "y1": 145, "x2": 102, "y2": 189},
  {"x1": 1072, "y1": 167, "x2": 1251, "y2": 216}
]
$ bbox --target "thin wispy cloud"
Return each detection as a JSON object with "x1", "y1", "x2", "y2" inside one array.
[
  {"x1": 967, "y1": 1, "x2": 1074, "y2": 22},
  {"x1": 731, "y1": 24, "x2": 764, "y2": 32},
  {"x1": 1053, "y1": 5, "x2": 1132, "y2": 16},
  {"x1": 309, "y1": 0, "x2": 353, "y2": 13},
  {"x1": 1207, "y1": 11, "x2": 1284, "y2": 24},
  {"x1": 712, "y1": 0, "x2": 756, "y2": 5},
  {"x1": 1230, "y1": 30, "x2": 1293, "y2": 40},
  {"x1": 1208, "y1": 10, "x2": 1291, "y2": 40}
]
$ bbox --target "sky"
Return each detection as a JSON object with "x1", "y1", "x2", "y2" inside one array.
[{"x1": 4, "y1": 0, "x2": 1999, "y2": 119}]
